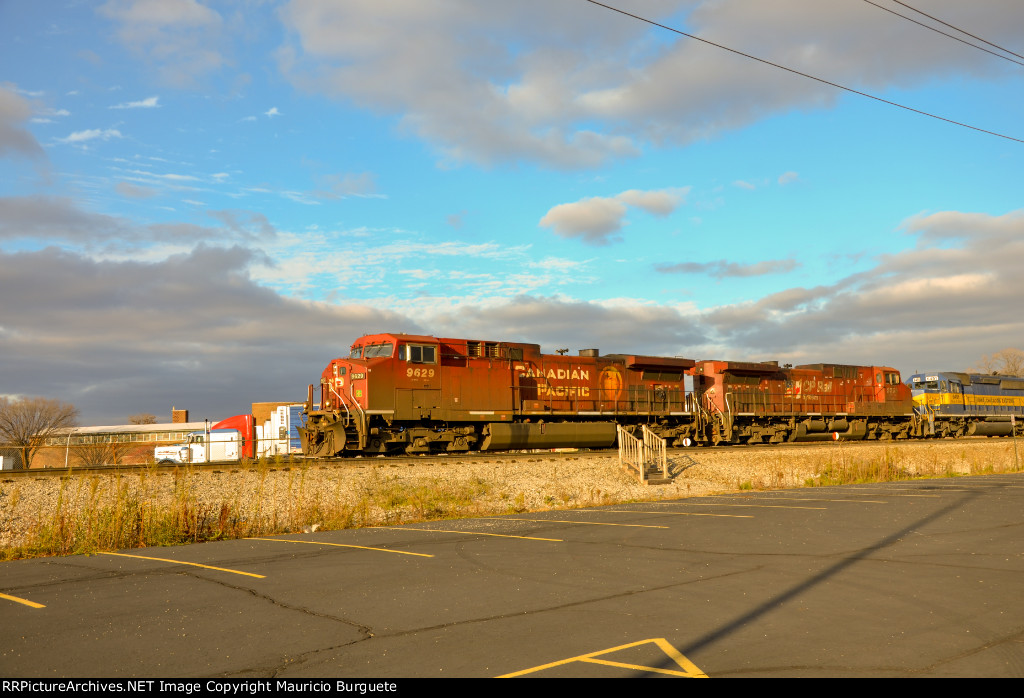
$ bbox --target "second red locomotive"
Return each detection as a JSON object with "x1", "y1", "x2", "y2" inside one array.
[{"x1": 299, "y1": 332, "x2": 916, "y2": 456}]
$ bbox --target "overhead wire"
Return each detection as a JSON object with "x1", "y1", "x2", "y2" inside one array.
[
  {"x1": 887, "y1": 0, "x2": 1024, "y2": 61},
  {"x1": 861, "y1": 0, "x2": 1024, "y2": 68},
  {"x1": 582, "y1": 0, "x2": 1023, "y2": 144}
]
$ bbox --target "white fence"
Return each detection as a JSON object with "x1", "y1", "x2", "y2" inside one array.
[{"x1": 617, "y1": 424, "x2": 668, "y2": 484}]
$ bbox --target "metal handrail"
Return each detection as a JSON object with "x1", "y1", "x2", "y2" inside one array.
[
  {"x1": 329, "y1": 386, "x2": 352, "y2": 423},
  {"x1": 618, "y1": 424, "x2": 669, "y2": 484},
  {"x1": 641, "y1": 424, "x2": 668, "y2": 479}
]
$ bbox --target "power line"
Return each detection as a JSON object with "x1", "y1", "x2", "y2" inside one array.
[
  {"x1": 889, "y1": 0, "x2": 1024, "y2": 62},
  {"x1": 862, "y1": 0, "x2": 1024, "y2": 68},
  {"x1": 583, "y1": 0, "x2": 1023, "y2": 144}
]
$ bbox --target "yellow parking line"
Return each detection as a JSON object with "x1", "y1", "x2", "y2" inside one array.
[
  {"x1": 393, "y1": 527, "x2": 562, "y2": 542},
  {"x1": 839, "y1": 488, "x2": 943, "y2": 496},
  {"x1": 714, "y1": 495, "x2": 888, "y2": 504},
  {"x1": 581, "y1": 657, "x2": 696, "y2": 676},
  {"x1": 0, "y1": 592, "x2": 45, "y2": 609},
  {"x1": 248, "y1": 537, "x2": 433, "y2": 557},
  {"x1": 498, "y1": 638, "x2": 707, "y2": 678},
  {"x1": 665, "y1": 502, "x2": 826, "y2": 510},
  {"x1": 479, "y1": 517, "x2": 668, "y2": 529},
  {"x1": 840, "y1": 490, "x2": 942, "y2": 497},
  {"x1": 100, "y1": 552, "x2": 265, "y2": 578},
  {"x1": 597, "y1": 509, "x2": 754, "y2": 519}
]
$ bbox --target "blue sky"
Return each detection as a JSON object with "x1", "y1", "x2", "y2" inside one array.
[{"x1": 2, "y1": 0, "x2": 1023, "y2": 424}]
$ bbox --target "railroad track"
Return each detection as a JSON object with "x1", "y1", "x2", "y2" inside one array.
[{"x1": 2, "y1": 436, "x2": 1007, "y2": 481}]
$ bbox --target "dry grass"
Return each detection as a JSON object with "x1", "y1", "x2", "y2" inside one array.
[{"x1": 2, "y1": 438, "x2": 1021, "y2": 560}]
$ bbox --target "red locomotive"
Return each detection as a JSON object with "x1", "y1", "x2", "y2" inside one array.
[
  {"x1": 299, "y1": 332, "x2": 917, "y2": 456},
  {"x1": 692, "y1": 360, "x2": 914, "y2": 445}
]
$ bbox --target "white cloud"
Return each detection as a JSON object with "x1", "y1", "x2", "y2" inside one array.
[
  {"x1": 206, "y1": 209, "x2": 277, "y2": 240},
  {"x1": 312, "y1": 172, "x2": 379, "y2": 199},
  {"x1": 98, "y1": 0, "x2": 226, "y2": 87},
  {"x1": 264, "y1": 107, "x2": 281, "y2": 117},
  {"x1": 54, "y1": 128, "x2": 123, "y2": 144},
  {"x1": 616, "y1": 188, "x2": 688, "y2": 216},
  {"x1": 688, "y1": 209, "x2": 1024, "y2": 367},
  {"x1": 116, "y1": 181, "x2": 157, "y2": 199},
  {"x1": 539, "y1": 187, "x2": 687, "y2": 244},
  {"x1": 655, "y1": 259, "x2": 800, "y2": 278},
  {"x1": 0, "y1": 84, "x2": 45, "y2": 159},
  {"x1": 778, "y1": 171, "x2": 799, "y2": 185},
  {"x1": 0, "y1": 195, "x2": 275, "y2": 247},
  {"x1": 276, "y1": 0, "x2": 1024, "y2": 168},
  {"x1": 110, "y1": 95, "x2": 160, "y2": 109},
  {"x1": 34, "y1": 107, "x2": 71, "y2": 121},
  {"x1": 539, "y1": 197, "x2": 628, "y2": 245},
  {"x1": 0, "y1": 245, "x2": 413, "y2": 423}
]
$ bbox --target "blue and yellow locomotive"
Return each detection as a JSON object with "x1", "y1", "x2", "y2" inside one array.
[{"x1": 906, "y1": 371, "x2": 1024, "y2": 437}]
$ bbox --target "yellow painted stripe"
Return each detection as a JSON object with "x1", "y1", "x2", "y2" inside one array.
[
  {"x1": 498, "y1": 638, "x2": 707, "y2": 678},
  {"x1": 664, "y1": 501, "x2": 826, "y2": 510},
  {"x1": 597, "y1": 509, "x2": 754, "y2": 519},
  {"x1": 840, "y1": 484, "x2": 972, "y2": 490},
  {"x1": 714, "y1": 495, "x2": 887, "y2": 504},
  {"x1": 0, "y1": 592, "x2": 45, "y2": 609},
  {"x1": 580, "y1": 657, "x2": 697, "y2": 677},
  {"x1": 917, "y1": 392, "x2": 1024, "y2": 408},
  {"x1": 101, "y1": 552, "x2": 265, "y2": 578},
  {"x1": 247, "y1": 537, "x2": 433, "y2": 557},
  {"x1": 392, "y1": 527, "x2": 562, "y2": 542},
  {"x1": 479, "y1": 517, "x2": 668, "y2": 529},
  {"x1": 839, "y1": 488, "x2": 942, "y2": 497}
]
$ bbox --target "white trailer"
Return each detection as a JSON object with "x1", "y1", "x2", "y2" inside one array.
[
  {"x1": 258, "y1": 404, "x2": 305, "y2": 456},
  {"x1": 154, "y1": 428, "x2": 241, "y2": 464}
]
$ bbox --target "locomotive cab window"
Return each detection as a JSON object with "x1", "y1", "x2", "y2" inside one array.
[
  {"x1": 402, "y1": 344, "x2": 437, "y2": 364},
  {"x1": 363, "y1": 343, "x2": 394, "y2": 359}
]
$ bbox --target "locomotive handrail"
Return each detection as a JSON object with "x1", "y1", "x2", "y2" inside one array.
[
  {"x1": 329, "y1": 386, "x2": 352, "y2": 423},
  {"x1": 348, "y1": 380, "x2": 367, "y2": 444}
]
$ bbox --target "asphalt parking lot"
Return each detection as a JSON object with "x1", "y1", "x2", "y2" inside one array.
[{"x1": 3, "y1": 472, "x2": 1023, "y2": 677}]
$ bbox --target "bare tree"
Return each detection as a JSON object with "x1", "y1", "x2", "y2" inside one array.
[
  {"x1": 71, "y1": 438, "x2": 131, "y2": 467},
  {"x1": 0, "y1": 397, "x2": 78, "y2": 470},
  {"x1": 128, "y1": 413, "x2": 157, "y2": 425},
  {"x1": 971, "y1": 348, "x2": 1024, "y2": 376}
]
